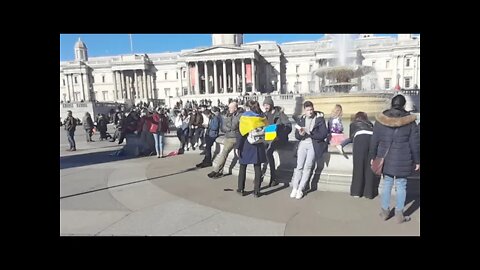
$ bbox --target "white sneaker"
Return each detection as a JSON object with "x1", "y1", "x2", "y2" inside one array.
[
  {"x1": 194, "y1": 142, "x2": 198, "y2": 148},
  {"x1": 290, "y1": 188, "x2": 298, "y2": 198},
  {"x1": 336, "y1": 145, "x2": 344, "y2": 154},
  {"x1": 295, "y1": 190, "x2": 303, "y2": 199}
]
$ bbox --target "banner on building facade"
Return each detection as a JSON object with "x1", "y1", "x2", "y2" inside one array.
[
  {"x1": 190, "y1": 66, "x2": 196, "y2": 86},
  {"x1": 246, "y1": 64, "x2": 252, "y2": 83}
]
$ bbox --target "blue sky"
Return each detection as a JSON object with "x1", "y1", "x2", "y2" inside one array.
[{"x1": 60, "y1": 34, "x2": 398, "y2": 61}]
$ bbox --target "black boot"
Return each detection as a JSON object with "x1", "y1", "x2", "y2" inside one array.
[{"x1": 268, "y1": 179, "x2": 279, "y2": 187}]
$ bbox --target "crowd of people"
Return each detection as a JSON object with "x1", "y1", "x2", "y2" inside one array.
[{"x1": 62, "y1": 94, "x2": 420, "y2": 224}]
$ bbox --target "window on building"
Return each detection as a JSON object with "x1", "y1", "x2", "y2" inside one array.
[
  {"x1": 406, "y1": 58, "x2": 410, "y2": 67},
  {"x1": 102, "y1": 75, "x2": 105, "y2": 83},
  {"x1": 91, "y1": 76, "x2": 94, "y2": 83},
  {"x1": 309, "y1": 64, "x2": 313, "y2": 72},
  {"x1": 183, "y1": 87, "x2": 188, "y2": 95},
  {"x1": 74, "y1": 92, "x2": 80, "y2": 101},
  {"x1": 405, "y1": 77, "x2": 411, "y2": 88},
  {"x1": 183, "y1": 71, "x2": 186, "y2": 78},
  {"x1": 74, "y1": 77, "x2": 78, "y2": 84},
  {"x1": 384, "y1": 78, "x2": 391, "y2": 89},
  {"x1": 164, "y1": 73, "x2": 168, "y2": 80},
  {"x1": 296, "y1": 65, "x2": 300, "y2": 73},
  {"x1": 176, "y1": 87, "x2": 179, "y2": 97},
  {"x1": 386, "y1": 60, "x2": 390, "y2": 69},
  {"x1": 102, "y1": 91, "x2": 108, "y2": 100},
  {"x1": 372, "y1": 60, "x2": 376, "y2": 68},
  {"x1": 62, "y1": 79, "x2": 65, "y2": 86},
  {"x1": 176, "y1": 72, "x2": 179, "y2": 79},
  {"x1": 164, "y1": 88, "x2": 170, "y2": 97}
]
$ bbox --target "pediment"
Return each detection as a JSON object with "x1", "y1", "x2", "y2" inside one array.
[{"x1": 184, "y1": 46, "x2": 252, "y2": 56}]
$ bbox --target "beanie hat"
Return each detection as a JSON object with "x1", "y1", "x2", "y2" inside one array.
[{"x1": 263, "y1": 96, "x2": 274, "y2": 107}]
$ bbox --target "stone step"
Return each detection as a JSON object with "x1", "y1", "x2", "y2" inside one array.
[{"x1": 123, "y1": 132, "x2": 419, "y2": 195}]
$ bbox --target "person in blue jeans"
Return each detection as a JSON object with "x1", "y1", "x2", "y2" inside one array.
[
  {"x1": 63, "y1": 110, "x2": 77, "y2": 151},
  {"x1": 369, "y1": 94, "x2": 420, "y2": 223}
]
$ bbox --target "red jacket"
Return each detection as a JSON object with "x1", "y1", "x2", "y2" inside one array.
[{"x1": 149, "y1": 113, "x2": 170, "y2": 133}]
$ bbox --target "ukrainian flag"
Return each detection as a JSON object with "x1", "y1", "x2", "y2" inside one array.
[
  {"x1": 264, "y1": 124, "x2": 277, "y2": 141},
  {"x1": 239, "y1": 111, "x2": 268, "y2": 136}
]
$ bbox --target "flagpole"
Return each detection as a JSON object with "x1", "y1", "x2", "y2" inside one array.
[{"x1": 129, "y1": 34, "x2": 133, "y2": 54}]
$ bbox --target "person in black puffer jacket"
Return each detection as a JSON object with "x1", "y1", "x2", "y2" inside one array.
[{"x1": 369, "y1": 94, "x2": 420, "y2": 224}]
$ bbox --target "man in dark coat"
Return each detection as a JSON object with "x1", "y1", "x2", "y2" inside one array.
[
  {"x1": 63, "y1": 110, "x2": 77, "y2": 151},
  {"x1": 370, "y1": 94, "x2": 420, "y2": 223},
  {"x1": 262, "y1": 96, "x2": 292, "y2": 186},
  {"x1": 82, "y1": 112, "x2": 95, "y2": 142}
]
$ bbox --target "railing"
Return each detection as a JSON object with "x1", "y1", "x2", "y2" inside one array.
[{"x1": 401, "y1": 89, "x2": 420, "y2": 95}]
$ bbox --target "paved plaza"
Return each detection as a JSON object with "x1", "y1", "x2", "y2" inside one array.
[{"x1": 60, "y1": 126, "x2": 420, "y2": 236}]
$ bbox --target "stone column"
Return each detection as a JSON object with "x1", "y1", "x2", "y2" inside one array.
[
  {"x1": 222, "y1": 60, "x2": 227, "y2": 93},
  {"x1": 232, "y1": 59, "x2": 237, "y2": 93},
  {"x1": 401, "y1": 55, "x2": 405, "y2": 88},
  {"x1": 251, "y1": 59, "x2": 256, "y2": 93},
  {"x1": 149, "y1": 73, "x2": 154, "y2": 98},
  {"x1": 241, "y1": 59, "x2": 246, "y2": 95},
  {"x1": 275, "y1": 63, "x2": 281, "y2": 93},
  {"x1": 186, "y1": 63, "x2": 191, "y2": 95},
  {"x1": 80, "y1": 73, "x2": 86, "y2": 101},
  {"x1": 204, "y1": 61, "x2": 209, "y2": 94},
  {"x1": 66, "y1": 74, "x2": 72, "y2": 101},
  {"x1": 113, "y1": 71, "x2": 118, "y2": 100},
  {"x1": 195, "y1": 62, "x2": 200, "y2": 95},
  {"x1": 120, "y1": 70, "x2": 127, "y2": 99},
  {"x1": 265, "y1": 63, "x2": 270, "y2": 91},
  {"x1": 179, "y1": 67, "x2": 184, "y2": 97},
  {"x1": 145, "y1": 73, "x2": 149, "y2": 99},
  {"x1": 141, "y1": 70, "x2": 146, "y2": 99},
  {"x1": 213, "y1": 61, "x2": 218, "y2": 94}
]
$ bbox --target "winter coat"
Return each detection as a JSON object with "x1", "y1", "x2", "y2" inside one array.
[
  {"x1": 349, "y1": 119, "x2": 373, "y2": 140},
  {"x1": 207, "y1": 114, "x2": 222, "y2": 138},
  {"x1": 369, "y1": 108, "x2": 420, "y2": 178},
  {"x1": 265, "y1": 106, "x2": 292, "y2": 143},
  {"x1": 64, "y1": 116, "x2": 77, "y2": 132},
  {"x1": 221, "y1": 108, "x2": 243, "y2": 138},
  {"x1": 150, "y1": 113, "x2": 170, "y2": 133},
  {"x1": 188, "y1": 113, "x2": 204, "y2": 128},
  {"x1": 175, "y1": 115, "x2": 190, "y2": 131},
  {"x1": 236, "y1": 111, "x2": 267, "y2": 165},
  {"x1": 82, "y1": 115, "x2": 94, "y2": 130},
  {"x1": 294, "y1": 111, "x2": 329, "y2": 159},
  {"x1": 97, "y1": 117, "x2": 108, "y2": 132}
]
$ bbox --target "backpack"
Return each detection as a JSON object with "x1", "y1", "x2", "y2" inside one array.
[{"x1": 247, "y1": 127, "x2": 265, "y2": 144}]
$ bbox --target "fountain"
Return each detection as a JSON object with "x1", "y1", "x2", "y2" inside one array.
[{"x1": 305, "y1": 34, "x2": 393, "y2": 118}]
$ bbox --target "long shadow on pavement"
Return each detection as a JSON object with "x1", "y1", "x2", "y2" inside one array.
[
  {"x1": 60, "y1": 167, "x2": 198, "y2": 199},
  {"x1": 60, "y1": 149, "x2": 141, "y2": 170}
]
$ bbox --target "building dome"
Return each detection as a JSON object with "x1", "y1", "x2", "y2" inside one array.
[
  {"x1": 212, "y1": 34, "x2": 243, "y2": 47},
  {"x1": 75, "y1": 38, "x2": 87, "y2": 49}
]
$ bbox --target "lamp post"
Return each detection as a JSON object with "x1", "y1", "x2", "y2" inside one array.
[
  {"x1": 394, "y1": 73, "x2": 401, "y2": 91},
  {"x1": 271, "y1": 79, "x2": 275, "y2": 93}
]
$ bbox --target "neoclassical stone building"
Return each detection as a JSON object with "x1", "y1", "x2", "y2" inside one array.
[{"x1": 60, "y1": 34, "x2": 420, "y2": 108}]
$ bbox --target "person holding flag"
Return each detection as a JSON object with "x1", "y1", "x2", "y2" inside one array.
[{"x1": 235, "y1": 100, "x2": 268, "y2": 198}]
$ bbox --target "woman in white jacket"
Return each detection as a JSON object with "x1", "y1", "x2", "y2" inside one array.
[{"x1": 175, "y1": 109, "x2": 190, "y2": 154}]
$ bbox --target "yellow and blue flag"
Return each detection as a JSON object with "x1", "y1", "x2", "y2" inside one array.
[
  {"x1": 264, "y1": 124, "x2": 277, "y2": 141},
  {"x1": 239, "y1": 111, "x2": 268, "y2": 136}
]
